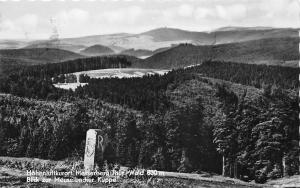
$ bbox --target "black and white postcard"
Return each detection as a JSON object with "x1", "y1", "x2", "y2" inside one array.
[{"x1": 0, "y1": 0, "x2": 299, "y2": 187}]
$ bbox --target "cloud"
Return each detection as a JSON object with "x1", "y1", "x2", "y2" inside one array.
[
  {"x1": 194, "y1": 7, "x2": 213, "y2": 20},
  {"x1": 178, "y1": 4, "x2": 194, "y2": 17},
  {"x1": 55, "y1": 8, "x2": 89, "y2": 25},
  {"x1": 50, "y1": 9, "x2": 90, "y2": 37},
  {"x1": 0, "y1": 14, "x2": 39, "y2": 38},
  {"x1": 102, "y1": 6, "x2": 143, "y2": 24},
  {"x1": 16, "y1": 14, "x2": 38, "y2": 31},
  {"x1": 216, "y1": 4, "x2": 247, "y2": 21},
  {"x1": 161, "y1": 9, "x2": 175, "y2": 21},
  {"x1": 0, "y1": 19, "x2": 16, "y2": 32},
  {"x1": 259, "y1": 0, "x2": 299, "y2": 18},
  {"x1": 0, "y1": 0, "x2": 299, "y2": 39}
]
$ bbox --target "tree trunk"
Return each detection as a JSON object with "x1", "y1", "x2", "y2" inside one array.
[
  {"x1": 222, "y1": 155, "x2": 226, "y2": 176},
  {"x1": 234, "y1": 161, "x2": 238, "y2": 178},
  {"x1": 282, "y1": 154, "x2": 287, "y2": 177},
  {"x1": 229, "y1": 163, "x2": 233, "y2": 178}
]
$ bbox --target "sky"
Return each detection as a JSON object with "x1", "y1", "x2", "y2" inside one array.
[{"x1": 0, "y1": 0, "x2": 299, "y2": 39}]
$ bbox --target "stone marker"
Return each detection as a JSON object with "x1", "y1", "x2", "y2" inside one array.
[{"x1": 84, "y1": 129, "x2": 108, "y2": 171}]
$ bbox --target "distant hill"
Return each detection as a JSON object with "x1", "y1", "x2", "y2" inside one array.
[
  {"x1": 80, "y1": 45, "x2": 115, "y2": 56},
  {"x1": 0, "y1": 48, "x2": 83, "y2": 63},
  {"x1": 212, "y1": 37, "x2": 299, "y2": 65},
  {"x1": 134, "y1": 44, "x2": 211, "y2": 69},
  {"x1": 140, "y1": 27, "x2": 211, "y2": 42},
  {"x1": 0, "y1": 48, "x2": 83, "y2": 77},
  {"x1": 135, "y1": 37, "x2": 299, "y2": 69}
]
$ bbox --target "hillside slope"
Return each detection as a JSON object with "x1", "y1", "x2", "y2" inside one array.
[
  {"x1": 211, "y1": 28, "x2": 298, "y2": 44},
  {"x1": 141, "y1": 27, "x2": 211, "y2": 42},
  {"x1": 0, "y1": 48, "x2": 83, "y2": 76},
  {"x1": 142, "y1": 27, "x2": 298, "y2": 44},
  {"x1": 0, "y1": 48, "x2": 83, "y2": 63},
  {"x1": 136, "y1": 37, "x2": 299, "y2": 69},
  {"x1": 213, "y1": 37, "x2": 299, "y2": 65}
]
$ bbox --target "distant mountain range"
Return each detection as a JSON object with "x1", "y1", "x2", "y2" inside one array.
[
  {"x1": 49, "y1": 27, "x2": 300, "y2": 51},
  {"x1": 0, "y1": 27, "x2": 298, "y2": 52}
]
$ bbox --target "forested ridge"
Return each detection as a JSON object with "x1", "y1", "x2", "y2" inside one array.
[
  {"x1": 137, "y1": 37, "x2": 299, "y2": 69},
  {"x1": 0, "y1": 57, "x2": 298, "y2": 183}
]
